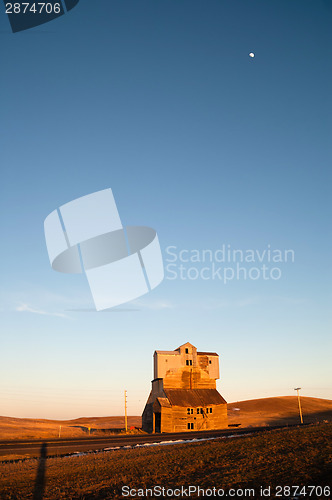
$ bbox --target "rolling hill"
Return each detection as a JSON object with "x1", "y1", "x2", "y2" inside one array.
[
  {"x1": 0, "y1": 396, "x2": 331, "y2": 440},
  {"x1": 227, "y1": 396, "x2": 332, "y2": 427}
]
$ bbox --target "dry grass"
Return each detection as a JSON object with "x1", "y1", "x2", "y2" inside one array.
[
  {"x1": 1, "y1": 423, "x2": 331, "y2": 499},
  {"x1": 0, "y1": 416, "x2": 142, "y2": 441},
  {"x1": 228, "y1": 396, "x2": 332, "y2": 427},
  {"x1": 1, "y1": 396, "x2": 331, "y2": 441}
]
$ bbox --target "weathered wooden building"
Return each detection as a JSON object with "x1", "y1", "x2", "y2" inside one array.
[{"x1": 142, "y1": 342, "x2": 228, "y2": 433}]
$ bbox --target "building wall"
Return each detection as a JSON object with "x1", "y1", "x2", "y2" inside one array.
[
  {"x1": 142, "y1": 402, "x2": 153, "y2": 433},
  {"x1": 162, "y1": 367, "x2": 216, "y2": 390},
  {"x1": 154, "y1": 344, "x2": 219, "y2": 381},
  {"x1": 151, "y1": 378, "x2": 165, "y2": 396},
  {"x1": 154, "y1": 352, "x2": 182, "y2": 379},
  {"x1": 197, "y1": 354, "x2": 219, "y2": 380},
  {"x1": 160, "y1": 407, "x2": 173, "y2": 433},
  {"x1": 159, "y1": 404, "x2": 228, "y2": 433}
]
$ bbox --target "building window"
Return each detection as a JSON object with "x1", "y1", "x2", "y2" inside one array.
[
  {"x1": 197, "y1": 408, "x2": 200, "y2": 414},
  {"x1": 191, "y1": 408, "x2": 193, "y2": 414},
  {"x1": 200, "y1": 408, "x2": 203, "y2": 414},
  {"x1": 186, "y1": 359, "x2": 193, "y2": 366},
  {"x1": 209, "y1": 360, "x2": 212, "y2": 364},
  {"x1": 185, "y1": 348, "x2": 189, "y2": 354},
  {"x1": 187, "y1": 408, "x2": 190, "y2": 415},
  {"x1": 187, "y1": 422, "x2": 194, "y2": 430}
]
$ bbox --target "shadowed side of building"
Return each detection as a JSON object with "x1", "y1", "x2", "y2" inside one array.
[{"x1": 142, "y1": 342, "x2": 228, "y2": 433}]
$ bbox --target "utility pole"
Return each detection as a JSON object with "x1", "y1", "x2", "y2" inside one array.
[
  {"x1": 124, "y1": 390, "x2": 128, "y2": 432},
  {"x1": 294, "y1": 387, "x2": 303, "y2": 424}
]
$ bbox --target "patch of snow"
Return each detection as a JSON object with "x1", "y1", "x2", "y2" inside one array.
[
  {"x1": 222, "y1": 434, "x2": 251, "y2": 439},
  {"x1": 68, "y1": 433, "x2": 251, "y2": 459}
]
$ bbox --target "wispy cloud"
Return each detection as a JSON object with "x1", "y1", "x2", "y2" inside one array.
[
  {"x1": 201, "y1": 295, "x2": 308, "y2": 310},
  {"x1": 270, "y1": 295, "x2": 308, "y2": 305},
  {"x1": 132, "y1": 299, "x2": 175, "y2": 310},
  {"x1": 1, "y1": 285, "x2": 92, "y2": 309},
  {"x1": 15, "y1": 303, "x2": 68, "y2": 319},
  {"x1": 203, "y1": 297, "x2": 260, "y2": 310}
]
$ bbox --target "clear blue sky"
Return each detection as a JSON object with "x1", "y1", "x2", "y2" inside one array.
[{"x1": 0, "y1": 0, "x2": 331, "y2": 419}]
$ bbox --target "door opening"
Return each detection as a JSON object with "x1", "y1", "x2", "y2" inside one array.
[{"x1": 155, "y1": 412, "x2": 161, "y2": 433}]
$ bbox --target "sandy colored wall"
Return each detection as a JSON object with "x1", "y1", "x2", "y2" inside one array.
[{"x1": 160, "y1": 404, "x2": 228, "y2": 433}]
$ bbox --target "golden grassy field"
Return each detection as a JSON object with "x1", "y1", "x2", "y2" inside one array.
[
  {"x1": 0, "y1": 416, "x2": 142, "y2": 441},
  {"x1": 1, "y1": 423, "x2": 331, "y2": 499},
  {"x1": 1, "y1": 396, "x2": 331, "y2": 441},
  {"x1": 227, "y1": 396, "x2": 332, "y2": 427}
]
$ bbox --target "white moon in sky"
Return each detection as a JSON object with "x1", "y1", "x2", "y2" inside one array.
[{"x1": 249, "y1": 52, "x2": 255, "y2": 58}]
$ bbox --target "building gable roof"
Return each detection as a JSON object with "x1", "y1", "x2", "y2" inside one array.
[
  {"x1": 156, "y1": 397, "x2": 172, "y2": 408},
  {"x1": 154, "y1": 350, "x2": 179, "y2": 355},
  {"x1": 197, "y1": 352, "x2": 219, "y2": 357},
  {"x1": 163, "y1": 389, "x2": 227, "y2": 407},
  {"x1": 175, "y1": 341, "x2": 196, "y2": 350},
  {"x1": 155, "y1": 344, "x2": 219, "y2": 357}
]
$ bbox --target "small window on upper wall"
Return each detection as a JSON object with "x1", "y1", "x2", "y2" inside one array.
[
  {"x1": 189, "y1": 360, "x2": 193, "y2": 366},
  {"x1": 187, "y1": 408, "x2": 190, "y2": 415},
  {"x1": 210, "y1": 408, "x2": 213, "y2": 413},
  {"x1": 187, "y1": 423, "x2": 191, "y2": 429},
  {"x1": 185, "y1": 348, "x2": 189, "y2": 354},
  {"x1": 191, "y1": 408, "x2": 194, "y2": 414},
  {"x1": 186, "y1": 360, "x2": 189, "y2": 366},
  {"x1": 197, "y1": 408, "x2": 200, "y2": 414},
  {"x1": 209, "y1": 360, "x2": 212, "y2": 364},
  {"x1": 200, "y1": 408, "x2": 203, "y2": 414}
]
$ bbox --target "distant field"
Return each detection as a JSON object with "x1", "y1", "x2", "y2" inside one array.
[
  {"x1": 1, "y1": 396, "x2": 331, "y2": 440},
  {"x1": 0, "y1": 416, "x2": 142, "y2": 441},
  {"x1": 228, "y1": 396, "x2": 332, "y2": 427},
  {"x1": 1, "y1": 423, "x2": 331, "y2": 499}
]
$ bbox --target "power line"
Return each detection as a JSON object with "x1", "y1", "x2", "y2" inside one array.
[
  {"x1": 124, "y1": 390, "x2": 128, "y2": 432},
  {"x1": 294, "y1": 387, "x2": 303, "y2": 424}
]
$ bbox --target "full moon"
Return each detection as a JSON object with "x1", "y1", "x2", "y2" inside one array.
[{"x1": 249, "y1": 52, "x2": 255, "y2": 58}]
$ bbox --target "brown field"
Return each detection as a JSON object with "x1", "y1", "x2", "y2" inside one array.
[
  {"x1": 0, "y1": 423, "x2": 331, "y2": 499},
  {"x1": 1, "y1": 396, "x2": 331, "y2": 441},
  {"x1": 228, "y1": 396, "x2": 332, "y2": 427},
  {"x1": 0, "y1": 416, "x2": 142, "y2": 441}
]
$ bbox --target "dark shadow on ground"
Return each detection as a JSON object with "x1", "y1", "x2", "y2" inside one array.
[
  {"x1": 268, "y1": 411, "x2": 332, "y2": 427},
  {"x1": 33, "y1": 442, "x2": 47, "y2": 500}
]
